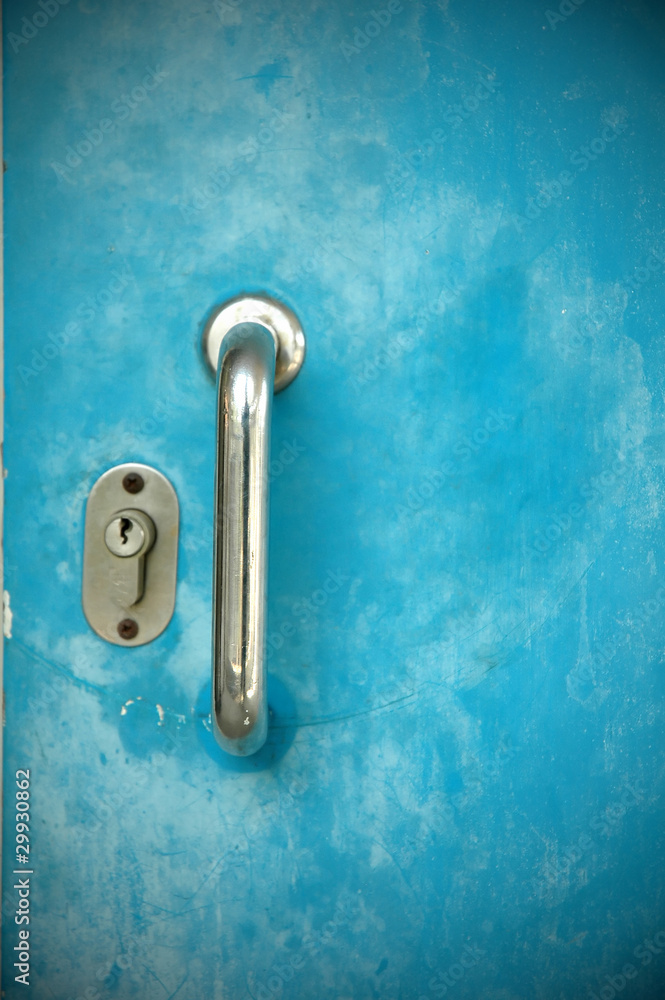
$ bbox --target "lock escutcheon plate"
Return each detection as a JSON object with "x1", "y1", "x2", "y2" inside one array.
[{"x1": 82, "y1": 463, "x2": 179, "y2": 646}]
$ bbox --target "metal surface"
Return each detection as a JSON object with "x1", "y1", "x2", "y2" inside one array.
[
  {"x1": 202, "y1": 293, "x2": 305, "y2": 392},
  {"x1": 4, "y1": 2, "x2": 665, "y2": 997},
  {"x1": 206, "y1": 315, "x2": 305, "y2": 755},
  {"x1": 82, "y1": 464, "x2": 178, "y2": 646}
]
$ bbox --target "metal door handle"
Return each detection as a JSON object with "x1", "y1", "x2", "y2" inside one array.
[{"x1": 202, "y1": 295, "x2": 306, "y2": 755}]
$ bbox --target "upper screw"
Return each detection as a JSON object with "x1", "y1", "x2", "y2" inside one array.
[{"x1": 122, "y1": 472, "x2": 144, "y2": 494}]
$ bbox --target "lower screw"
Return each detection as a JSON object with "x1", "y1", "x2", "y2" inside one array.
[{"x1": 117, "y1": 618, "x2": 139, "y2": 640}]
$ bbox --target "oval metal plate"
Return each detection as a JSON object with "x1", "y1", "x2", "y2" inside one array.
[{"x1": 82, "y1": 463, "x2": 179, "y2": 646}]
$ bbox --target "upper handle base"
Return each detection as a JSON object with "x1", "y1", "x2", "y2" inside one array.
[{"x1": 202, "y1": 293, "x2": 306, "y2": 392}]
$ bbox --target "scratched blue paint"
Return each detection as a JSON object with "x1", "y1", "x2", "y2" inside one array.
[{"x1": 3, "y1": 0, "x2": 665, "y2": 997}]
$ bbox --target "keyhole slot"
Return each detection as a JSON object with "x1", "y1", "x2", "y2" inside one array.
[{"x1": 119, "y1": 517, "x2": 132, "y2": 545}]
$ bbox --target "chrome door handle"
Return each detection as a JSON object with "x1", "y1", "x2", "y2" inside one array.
[{"x1": 202, "y1": 295, "x2": 306, "y2": 755}]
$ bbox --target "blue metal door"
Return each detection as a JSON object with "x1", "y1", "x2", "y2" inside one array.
[{"x1": 3, "y1": 1, "x2": 665, "y2": 997}]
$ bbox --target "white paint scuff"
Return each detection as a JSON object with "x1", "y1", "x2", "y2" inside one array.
[{"x1": 3, "y1": 590, "x2": 13, "y2": 638}]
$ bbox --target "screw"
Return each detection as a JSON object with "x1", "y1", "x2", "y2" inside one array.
[
  {"x1": 117, "y1": 618, "x2": 139, "y2": 640},
  {"x1": 122, "y1": 472, "x2": 144, "y2": 494}
]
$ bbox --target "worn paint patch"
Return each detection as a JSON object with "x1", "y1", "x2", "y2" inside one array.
[{"x1": 3, "y1": 590, "x2": 13, "y2": 639}]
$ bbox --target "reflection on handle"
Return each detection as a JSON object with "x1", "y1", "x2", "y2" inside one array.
[{"x1": 212, "y1": 322, "x2": 275, "y2": 755}]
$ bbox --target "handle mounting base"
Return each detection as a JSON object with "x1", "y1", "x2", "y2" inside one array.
[{"x1": 202, "y1": 293, "x2": 306, "y2": 392}]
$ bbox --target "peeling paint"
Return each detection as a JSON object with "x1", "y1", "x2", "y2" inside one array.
[{"x1": 3, "y1": 590, "x2": 13, "y2": 639}]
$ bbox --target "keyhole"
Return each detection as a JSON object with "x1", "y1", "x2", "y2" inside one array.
[{"x1": 119, "y1": 517, "x2": 133, "y2": 545}]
